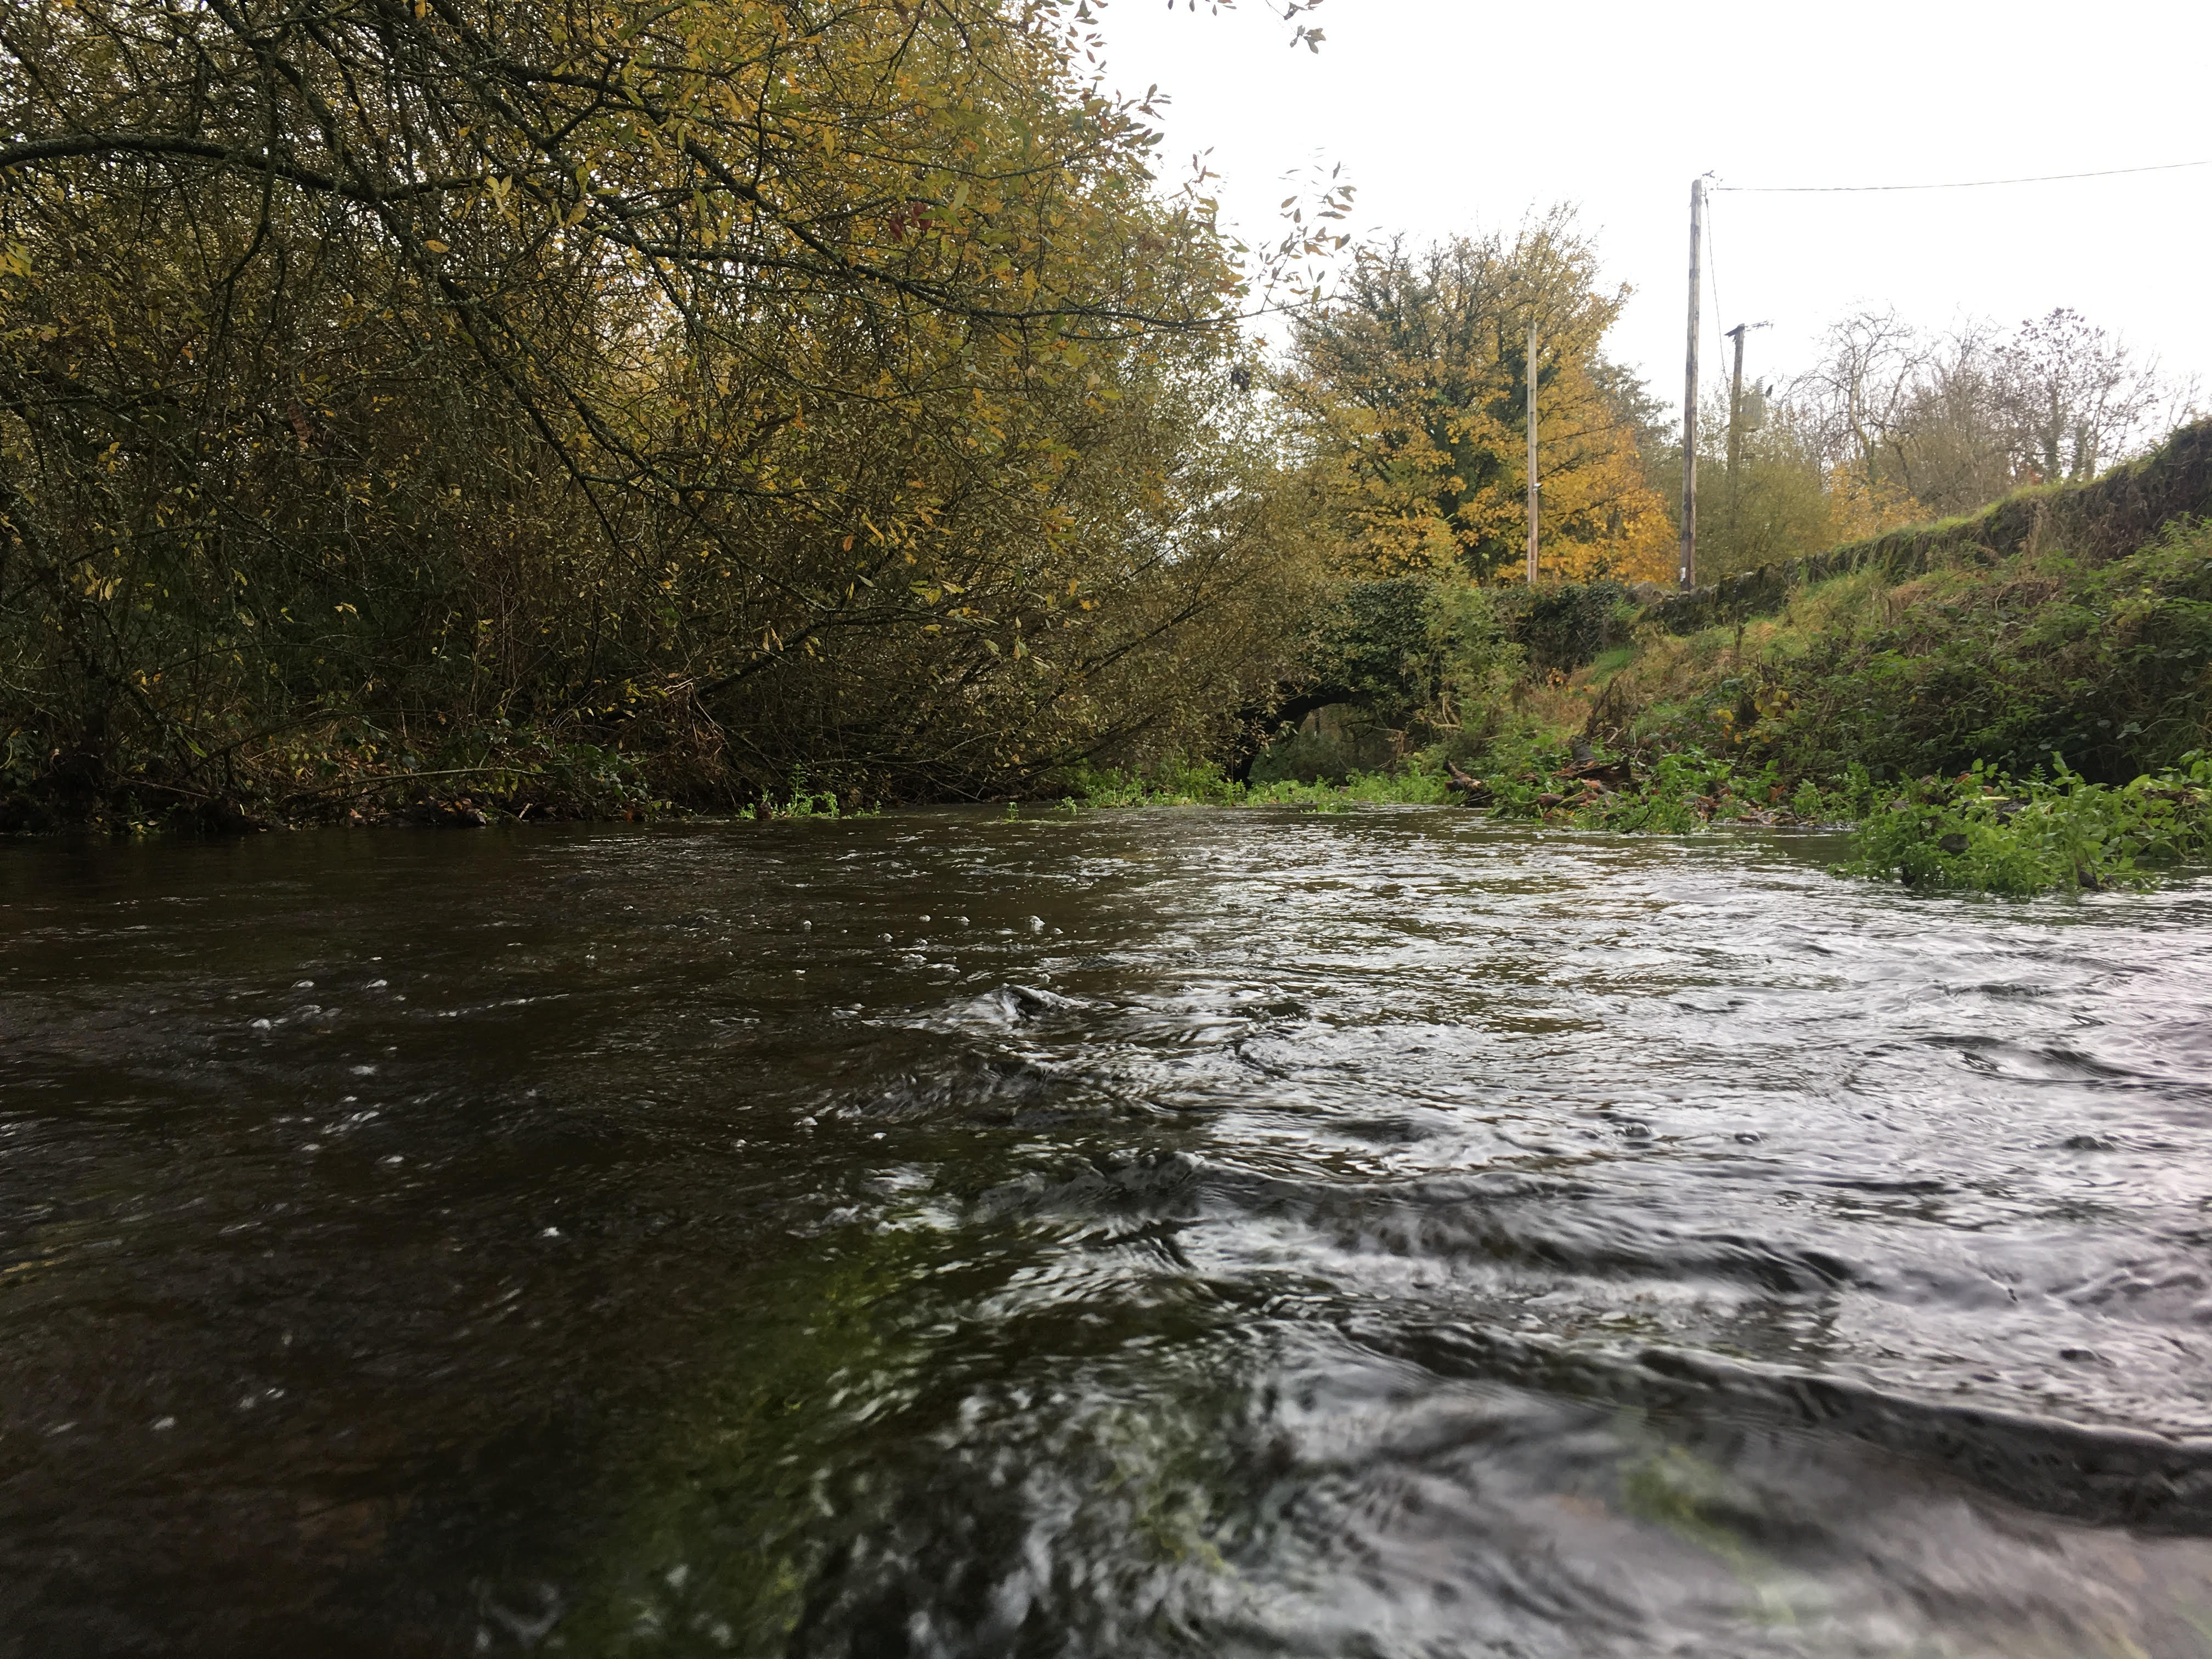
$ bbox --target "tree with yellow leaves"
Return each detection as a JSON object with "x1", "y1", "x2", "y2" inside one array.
[{"x1": 1284, "y1": 211, "x2": 1674, "y2": 587}]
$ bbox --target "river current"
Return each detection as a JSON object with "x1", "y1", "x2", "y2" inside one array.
[{"x1": 5, "y1": 809, "x2": 2212, "y2": 1656}]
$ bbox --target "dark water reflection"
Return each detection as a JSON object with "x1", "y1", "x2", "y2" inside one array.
[{"x1": 7, "y1": 810, "x2": 2212, "y2": 1656}]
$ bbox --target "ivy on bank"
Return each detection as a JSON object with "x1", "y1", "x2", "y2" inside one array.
[{"x1": 1835, "y1": 755, "x2": 2212, "y2": 894}]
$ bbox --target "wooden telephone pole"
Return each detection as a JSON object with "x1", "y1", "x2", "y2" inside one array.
[
  {"x1": 1725, "y1": 323, "x2": 1750, "y2": 483},
  {"x1": 1526, "y1": 316, "x2": 1539, "y2": 585},
  {"x1": 1723, "y1": 320, "x2": 1769, "y2": 549},
  {"x1": 1678, "y1": 176, "x2": 1703, "y2": 592}
]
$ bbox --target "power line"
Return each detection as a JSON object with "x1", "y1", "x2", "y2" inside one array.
[
  {"x1": 1705, "y1": 192, "x2": 1723, "y2": 382},
  {"x1": 1714, "y1": 158, "x2": 2212, "y2": 194}
]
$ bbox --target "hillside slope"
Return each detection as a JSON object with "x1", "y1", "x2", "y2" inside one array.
[{"x1": 1578, "y1": 419, "x2": 2212, "y2": 787}]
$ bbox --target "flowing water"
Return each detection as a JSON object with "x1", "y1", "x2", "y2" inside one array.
[{"x1": 6, "y1": 809, "x2": 2212, "y2": 1657}]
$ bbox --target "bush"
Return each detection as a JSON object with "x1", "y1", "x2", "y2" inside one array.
[
  {"x1": 1248, "y1": 577, "x2": 1524, "y2": 781},
  {"x1": 1501, "y1": 580, "x2": 1637, "y2": 674},
  {"x1": 0, "y1": 0, "x2": 1305, "y2": 830},
  {"x1": 1302, "y1": 579, "x2": 1437, "y2": 715}
]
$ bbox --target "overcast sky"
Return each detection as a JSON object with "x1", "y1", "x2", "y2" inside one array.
[{"x1": 1094, "y1": 0, "x2": 2212, "y2": 420}]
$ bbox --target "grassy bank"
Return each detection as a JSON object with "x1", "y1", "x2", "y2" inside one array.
[{"x1": 1580, "y1": 513, "x2": 2212, "y2": 788}]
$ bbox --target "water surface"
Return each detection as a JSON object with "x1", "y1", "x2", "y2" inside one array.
[{"x1": 5, "y1": 809, "x2": 2212, "y2": 1656}]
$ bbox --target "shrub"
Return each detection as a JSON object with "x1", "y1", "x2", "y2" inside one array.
[{"x1": 1504, "y1": 579, "x2": 1637, "y2": 674}]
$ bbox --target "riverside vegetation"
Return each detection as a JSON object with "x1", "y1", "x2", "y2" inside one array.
[
  {"x1": 1081, "y1": 419, "x2": 2212, "y2": 895},
  {"x1": 0, "y1": 0, "x2": 1703, "y2": 832},
  {"x1": 1, "y1": 0, "x2": 1357, "y2": 827},
  {"x1": 2, "y1": 0, "x2": 2208, "y2": 894}
]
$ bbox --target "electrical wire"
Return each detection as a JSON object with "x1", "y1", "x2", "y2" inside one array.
[
  {"x1": 1705, "y1": 189, "x2": 1724, "y2": 382},
  {"x1": 1714, "y1": 159, "x2": 2212, "y2": 194}
]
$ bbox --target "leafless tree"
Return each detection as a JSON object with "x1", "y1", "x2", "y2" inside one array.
[
  {"x1": 1877, "y1": 324, "x2": 2016, "y2": 515},
  {"x1": 1784, "y1": 307, "x2": 2196, "y2": 515},
  {"x1": 1993, "y1": 309, "x2": 2179, "y2": 484},
  {"x1": 1790, "y1": 308, "x2": 1937, "y2": 479}
]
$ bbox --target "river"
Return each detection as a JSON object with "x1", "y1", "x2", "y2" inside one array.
[{"x1": 5, "y1": 809, "x2": 2212, "y2": 1656}]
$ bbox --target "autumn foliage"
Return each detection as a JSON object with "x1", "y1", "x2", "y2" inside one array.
[{"x1": 1285, "y1": 216, "x2": 1674, "y2": 588}]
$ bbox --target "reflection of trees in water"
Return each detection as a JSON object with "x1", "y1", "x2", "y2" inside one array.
[{"x1": 544, "y1": 1215, "x2": 1278, "y2": 1656}]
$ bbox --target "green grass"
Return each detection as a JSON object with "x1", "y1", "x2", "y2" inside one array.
[
  {"x1": 1630, "y1": 518, "x2": 2212, "y2": 787},
  {"x1": 1053, "y1": 501, "x2": 2212, "y2": 899},
  {"x1": 1584, "y1": 644, "x2": 1638, "y2": 680}
]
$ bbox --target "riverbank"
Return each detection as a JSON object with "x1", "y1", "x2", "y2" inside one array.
[
  {"x1": 1109, "y1": 420, "x2": 2212, "y2": 893},
  {"x1": 1070, "y1": 742, "x2": 2212, "y2": 895},
  {"x1": 12, "y1": 418, "x2": 2209, "y2": 895}
]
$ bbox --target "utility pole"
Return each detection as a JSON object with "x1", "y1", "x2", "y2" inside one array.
[
  {"x1": 1724, "y1": 320, "x2": 1770, "y2": 552},
  {"x1": 1725, "y1": 323, "x2": 1750, "y2": 488},
  {"x1": 1678, "y1": 176, "x2": 1704, "y2": 592},
  {"x1": 1526, "y1": 315, "x2": 1539, "y2": 585}
]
